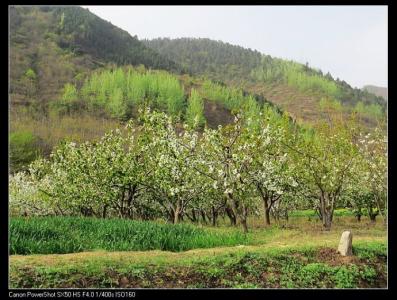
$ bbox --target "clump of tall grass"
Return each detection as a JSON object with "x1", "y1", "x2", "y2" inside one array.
[{"x1": 10, "y1": 217, "x2": 248, "y2": 255}]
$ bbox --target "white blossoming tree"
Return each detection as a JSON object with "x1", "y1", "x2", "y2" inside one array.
[
  {"x1": 9, "y1": 170, "x2": 53, "y2": 216},
  {"x1": 246, "y1": 112, "x2": 299, "y2": 226},
  {"x1": 199, "y1": 115, "x2": 258, "y2": 233},
  {"x1": 139, "y1": 109, "x2": 205, "y2": 224},
  {"x1": 348, "y1": 124, "x2": 387, "y2": 222},
  {"x1": 28, "y1": 122, "x2": 148, "y2": 219}
]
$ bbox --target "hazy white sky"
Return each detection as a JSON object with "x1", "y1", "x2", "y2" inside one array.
[{"x1": 83, "y1": 5, "x2": 387, "y2": 88}]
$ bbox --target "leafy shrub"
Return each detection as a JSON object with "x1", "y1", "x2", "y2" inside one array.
[
  {"x1": 186, "y1": 88, "x2": 205, "y2": 129},
  {"x1": 334, "y1": 265, "x2": 359, "y2": 288},
  {"x1": 359, "y1": 265, "x2": 377, "y2": 283}
]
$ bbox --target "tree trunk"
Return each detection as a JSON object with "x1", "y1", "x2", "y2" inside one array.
[
  {"x1": 125, "y1": 184, "x2": 136, "y2": 219},
  {"x1": 200, "y1": 209, "x2": 207, "y2": 224},
  {"x1": 368, "y1": 207, "x2": 378, "y2": 223},
  {"x1": 322, "y1": 211, "x2": 332, "y2": 230},
  {"x1": 192, "y1": 209, "x2": 197, "y2": 223},
  {"x1": 264, "y1": 205, "x2": 271, "y2": 226},
  {"x1": 102, "y1": 205, "x2": 108, "y2": 219},
  {"x1": 227, "y1": 192, "x2": 248, "y2": 233},
  {"x1": 356, "y1": 214, "x2": 361, "y2": 222},
  {"x1": 225, "y1": 207, "x2": 237, "y2": 226},
  {"x1": 369, "y1": 213, "x2": 377, "y2": 223},
  {"x1": 211, "y1": 206, "x2": 217, "y2": 227},
  {"x1": 241, "y1": 204, "x2": 249, "y2": 233},
  {"x1": 186, "y1": 209, "x2": 197, "y2": 223},
  {"x1": 174, "y1": 208, "x2": 181, "y2": 224},
  {"x1": 241, "y1": 218, "x2": 248, "y2": 233},
  {"x1": 258, "y1": 185, "x2": 271, "y2": 226},
  {"x1": 319, "y1": 193, "x2": 334, "y2": 231}
]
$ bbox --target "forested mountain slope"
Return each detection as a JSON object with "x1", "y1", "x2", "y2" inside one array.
[
  {"x1": 9, "y1": 6, "x2": 184, "y2": 108},
  {"x1": 144, "y1": 37, "x2": 386, "y2": 123}
]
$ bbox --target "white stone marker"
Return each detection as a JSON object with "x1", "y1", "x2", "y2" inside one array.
[{"x1": 337, "y1": 231, "x2": 353, "y2": 256}]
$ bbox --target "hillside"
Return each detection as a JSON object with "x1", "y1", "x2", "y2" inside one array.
[
  {"x1": 9, "y1": 6, "x2": 184, "y2": 109},
  {"x1": 144, "y1": 37, "x2": 386, "y2": 123},
  {"x1": 363, "y1": 85, "x2": 387, "y2": 101},
  {"x1": 10, "y1": 6, "x2": 385, "y2": 124},
  {"x1": 9, "y1": 6, "x2": 386, "y2": 172}
]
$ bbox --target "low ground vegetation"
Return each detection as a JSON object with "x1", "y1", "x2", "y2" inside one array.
[
  {"x1": 9, "y1": 215, "x2": 387, "y2": 288},
  {"x1": 10, "y1": 217, "x2": 248, "y2": 254}
]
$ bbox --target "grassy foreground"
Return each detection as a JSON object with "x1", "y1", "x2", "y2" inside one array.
[
  {"x1": 9, "y1": 215, "x2": 387, "y2": 288},
  {"x1": 10, "y1": 217, "x2": 247, "y2": 254},
  {"x1": 10, "y1": 241, "x2": 387, "y2": 288}
]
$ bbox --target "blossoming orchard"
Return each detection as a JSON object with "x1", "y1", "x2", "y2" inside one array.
[{"x1": 9, "y1": 108, "x2": 387, "y2": 232}]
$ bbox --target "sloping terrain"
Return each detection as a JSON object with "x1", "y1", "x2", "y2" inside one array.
[
  {"x1": 9, "y1": 6, "x2": 184, "y2": 108},
  {"x1": 144, "y1": 37, "x2": 386, "y2": 123},
  {"x1": 363, "y1": 85, "x2": 387, "y2": 101}
]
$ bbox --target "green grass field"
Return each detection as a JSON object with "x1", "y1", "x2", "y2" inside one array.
[
  {"x1": 10, "y1": 217, "x2": 248, "y2": 254},
  {"x1": 9, "y1": 212, "x2": 387, "y2": 288}
]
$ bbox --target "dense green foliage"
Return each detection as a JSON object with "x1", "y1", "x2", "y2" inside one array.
[
  {"x1": 59, "y1": 67, "x2": 185, "y2": 119},
  {"x1": 10, "y1": 6, "x2": 386, "y2": 127},
  {"x1": 143, "y1": 37, "x2": 261, "y2": 81},
  {"x1": 201, "y1": 80, "x2": 248, "y2": 111},
  {"x1": 10, "y1": 217, "x2": 248, "y2": 254}
]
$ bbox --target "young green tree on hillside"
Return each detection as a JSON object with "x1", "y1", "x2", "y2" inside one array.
[{"x1": 186, "y1": 88, "x2": 205, "y2": 129}]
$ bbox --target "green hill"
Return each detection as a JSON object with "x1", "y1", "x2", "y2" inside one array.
[
  {"x1": 144, "y1": 37, "x2": 386, "y2": 123},
  {"x1": 9, "y1": 6, "x2": 184, "y2": 109}
]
